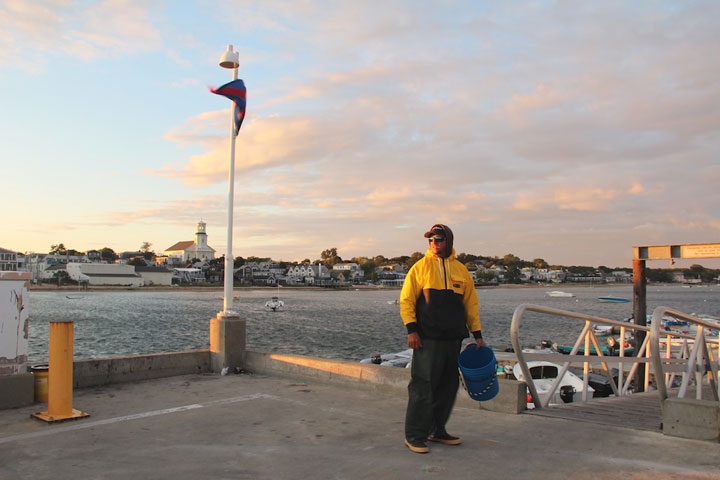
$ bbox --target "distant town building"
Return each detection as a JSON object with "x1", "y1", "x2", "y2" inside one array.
[
  {"x1": 118, "y1": 251, "x2": 145, "y2": 264},
  {"x1": 0, "y1": 248, "x2": 18, "y2": 271},
  {"x1": 332, "y1": 263, "x2": 359, "y2": 271},
  {"x1": 171, "y1": 267, "x2": 205, "y2": 284},
  {"x1": 331, "y1": 263, "x2": 364, "y2": 283},
  {"x1": 134, "y1": 266, "x2": 173, "y2": 286},
  {"x1": 66, "y1": 263, "x2": 143, "y2": 287},
  {"x1": 164, "y1": 221, "x2": 216, "y2": 264},
  {"x1": 286, "y1": 264, "x2": 330, "y2": 285}
]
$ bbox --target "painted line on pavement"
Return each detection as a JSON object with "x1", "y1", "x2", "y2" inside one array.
[{"x1": 0, "y1": 393, "x2": 280, "y2": 445}]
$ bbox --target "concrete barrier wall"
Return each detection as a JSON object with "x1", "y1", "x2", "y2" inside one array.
[
  {"x1": 8, "y1": 349, "x2": 525, "y2": 415},
  {"x1": 0, "y1": 373, "x2": 34, "y2": 409},
  {"x1": 73, "y1": 350, "x2": 212, "y2": 388},
  {"x1": 244, "y1": 350, "x2": 526, "y2": 414},
  {"x1": 663, "y1": 397, "x2": 720, "y2": 442}
]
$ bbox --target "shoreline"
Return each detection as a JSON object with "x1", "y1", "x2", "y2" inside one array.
[{"x1": 27, "y1": 282, "x2": 647, "y2": 293}]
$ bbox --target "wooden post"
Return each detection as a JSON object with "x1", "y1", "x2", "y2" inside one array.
[{"x1": 633, "y1": 259, "x2": 647, "y2": 392}]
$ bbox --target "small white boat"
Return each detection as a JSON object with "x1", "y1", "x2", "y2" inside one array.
[
  {"x1": 387, "y1": 299, "x2": 399, "y2": 305},
  {"x1": 513, "y1": 361, "x2": 594, "y2": 407},
  {"x1": 545, "y1": 291, "x2": 575, "y2": 298},
  {"x1": 360, "y1": 348, "x2": 413, "y2": 368},
  {"x1": 598, "y1": 296, "x2": 630, "y2": 303},
  {"x1": 265, "y1": 296, "x2": 284, "y2": 311},
  {"x1": 591, "y1": 325, "x2": 614, "y2": 335}
]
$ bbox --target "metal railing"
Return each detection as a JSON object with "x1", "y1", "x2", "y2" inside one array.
[
  {"x1": 510, "y1": 304, "x2": 719, "y2": 410},
  {"x1": 650, "y1": 306, "x2": 720, "y2": 405}
]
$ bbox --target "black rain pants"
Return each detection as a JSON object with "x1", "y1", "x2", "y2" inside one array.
[{"x1": 404, "y1": 338, "x2": 462, "y2": 442}]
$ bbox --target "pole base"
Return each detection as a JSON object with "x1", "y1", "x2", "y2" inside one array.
[{"x1": 31, "y1": 408, "x2": 90, "y2": 423}]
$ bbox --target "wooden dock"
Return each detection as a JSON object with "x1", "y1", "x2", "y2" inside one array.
[{"x1": 524, "y1": 390, "x2": 663, "y2": 432}]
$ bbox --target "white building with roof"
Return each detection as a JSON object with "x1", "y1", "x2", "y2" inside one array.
[
  {"x1": 286, "y1": 264, "x2": 330, "y2": 285},
  {"x1": 135, "y1": 266, "x2": 173, "y2": 286},
  {"x1": 67, "y1": 263, "x2": 143, "y2": 287},
  {"x1": 164, "y1": 221, "x2": 216, "y2": 264},
  {"x1": 0, "y1": 248, "x2": 18, "y2": 272}
]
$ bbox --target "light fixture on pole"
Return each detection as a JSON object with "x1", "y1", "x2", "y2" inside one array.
[{"x1": 219, "y1": 44, "x2": 240, "y2": 315}]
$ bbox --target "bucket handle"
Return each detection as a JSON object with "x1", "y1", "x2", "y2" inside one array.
[{"x1": 459, "y1": 368, "x2": 497, "y2": 401}]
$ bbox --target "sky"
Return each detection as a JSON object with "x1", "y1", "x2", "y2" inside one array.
[{"x1": 2, "y1": 1, "x2": 719, "y2": 269}]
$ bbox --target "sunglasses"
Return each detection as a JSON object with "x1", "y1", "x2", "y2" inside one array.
[{"x1": 428, "y1": 236, "x2": 446, "y2": 243}]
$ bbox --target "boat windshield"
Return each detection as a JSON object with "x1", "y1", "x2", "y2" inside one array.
[{"x1": 530, "y1": 365, "x2": 558, "y2": 379}]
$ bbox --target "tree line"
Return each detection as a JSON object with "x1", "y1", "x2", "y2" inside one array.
[{"x1": 44, "y1": 243, "x2": 720, "y2": 284}]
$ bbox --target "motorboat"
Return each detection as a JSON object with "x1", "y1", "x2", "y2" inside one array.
[
  {"x1": 669, "y1": 314, "x2": 720, "y2": 337},
  {"x1": 512, "y1": 360, "x2": 594, "y2": 407},
  {"x1": 360, "y1": 348, "x2": 413, "y2": 368},
  {"x1": 545, "y1": 291, "x2": 575, "y2": 298},
  {"x1": 554, "y1": 339, "x2": 634, "y2": 356},
  {"x1": 598, "y1": 296, "x2": 630, "y2": 303},
  {"x1": 592, "y1": 316, "x2": 634, "y2": 336},
  {"x1": 568, "y1": 368, "x2": 617, "y2": 397},
  {"x1": 265, "y1": 296, "x2": 284, "y2": 311},
  {"x1": 591, "y1": 324, "x2": 614, "y2": 336}
]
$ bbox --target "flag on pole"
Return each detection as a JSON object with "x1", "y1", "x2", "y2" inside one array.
[{"x1": 210, "y1": 79, "x2": 246, "y2": 135}]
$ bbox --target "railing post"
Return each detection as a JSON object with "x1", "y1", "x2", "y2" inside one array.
[{"x1": 633, "y1": 259, "x2": 647, "y2": 392}]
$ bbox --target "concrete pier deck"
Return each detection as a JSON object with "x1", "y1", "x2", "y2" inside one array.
[{"x1": 1, "y1": 371, "x2": 719, "y2": 480}]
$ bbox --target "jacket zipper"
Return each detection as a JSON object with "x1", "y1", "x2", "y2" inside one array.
[{"x1": 440, "y1": 258, "x2": 448, "y2": 290}]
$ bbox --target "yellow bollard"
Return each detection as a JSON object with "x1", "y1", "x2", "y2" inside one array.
[{"x1": 32, "y1": 320, "x2": 89, "y2": 423}]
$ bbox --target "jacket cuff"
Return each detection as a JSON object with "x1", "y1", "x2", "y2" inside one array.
[
  {"x1": 406, "y1": 322, "x2": 418, "y2": 334},
  {"x1": 472, "y1": 330, "x2": 483, "y2": 339}
]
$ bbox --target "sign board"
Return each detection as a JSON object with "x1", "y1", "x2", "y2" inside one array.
[
  {"x1": 681, "y1": 244, "x2": 720, "y2": 259},
  {"x1": 634, "y1": 243, "x2": 720, "y2": 260}
]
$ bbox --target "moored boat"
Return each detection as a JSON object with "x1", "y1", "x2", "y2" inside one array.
[
  {"x1": 265, "y1": 296, "x2": 284, "y2": 311},
  {"x1": 360, "y1": 348, "x2": 413, "y2": 368},
  {"x1": 545, "y1": 291, "x2": 575, "y2": 298},
  {"x1": 512, "y1": 361, "x2": 595, "y2": 407},
  {"x1": 598, "y1": 296, "x2": 630, "y2": 303},
  {"x1": 554, "y1": 340, "x2": 634, "y2": 356}
]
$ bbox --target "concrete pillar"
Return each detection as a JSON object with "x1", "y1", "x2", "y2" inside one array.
[
  {"x1": 0, "y1": 271, "x2": 33, "y2": 408},
  {"x1": 210, "y1": 313, "x2": 246, "y2": 373},
  {"x1": 663, "y1": 397, "x2": 720, "y2": 441}
]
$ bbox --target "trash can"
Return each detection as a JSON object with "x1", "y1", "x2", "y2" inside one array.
[
  {"x1": 458, "y1": 346, "x2": 499, "y2": 401},
  {"x1": 30, "y1": 364, "x2": 49, "y2": 403}
]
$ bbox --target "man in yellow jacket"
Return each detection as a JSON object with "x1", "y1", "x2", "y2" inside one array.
[{"x1": 399, "y1": 223, "x2": 485, "y2": 454}]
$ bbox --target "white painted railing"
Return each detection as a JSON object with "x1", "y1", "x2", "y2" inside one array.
[
  {"x1": 510, "y1": 304, "x2": 719, "y2": 410},
  {"x1": 649, "y1": 306, "x2": 720, "y2": 405}
]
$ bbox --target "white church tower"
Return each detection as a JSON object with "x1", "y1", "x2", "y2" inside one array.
[
  {"x1": 164, "y1": 220, "x2": 216, "y2": 263},
  {"x1": 195, "y1": 221, "x2": 208, "y2": 249}
]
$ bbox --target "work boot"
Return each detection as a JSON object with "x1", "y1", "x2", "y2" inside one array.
[
  {"x1": 428, "y1": 432, "x2": 462, "y2": 445},
  {"x1": 404, "y1": 438, "x2": 430, "y2": 453}
]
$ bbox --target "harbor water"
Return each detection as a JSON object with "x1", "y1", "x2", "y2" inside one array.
[{"x1": 26, "y1": 285, "x2": 720, "y2": 364}]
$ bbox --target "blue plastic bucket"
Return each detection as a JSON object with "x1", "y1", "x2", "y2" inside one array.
[{"x1": 458, "y1": 345, "x2": 499, "y2": 401}]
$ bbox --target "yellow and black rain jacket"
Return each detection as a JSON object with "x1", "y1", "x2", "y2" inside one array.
[{"x1": 400, "y1": 247, "x2": 482, "y2": 340}]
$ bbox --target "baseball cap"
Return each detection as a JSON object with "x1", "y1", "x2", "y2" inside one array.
[{"x1": 423, "y1": 224, "x2": 445, "y2": 238}]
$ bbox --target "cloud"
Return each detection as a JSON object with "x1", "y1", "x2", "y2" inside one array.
[
  {"x1": 513, "y1": 182, "x2": 646, "y2": 213},
  {"x1": 504, "y1": 84, "x2": 564, "y2": 114},
  {"x1": 8, "y1": 1, "x2": 720, "y2": 268},
  {"x1": 628, "y1": 183, "x2": 644, "y2": 195},
  {"x1": 0, "y1": 0, "x2": 163, "y2": 69},
  {"x1": 170, "y1": 78, "x2": 200, "y2": 88}
]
